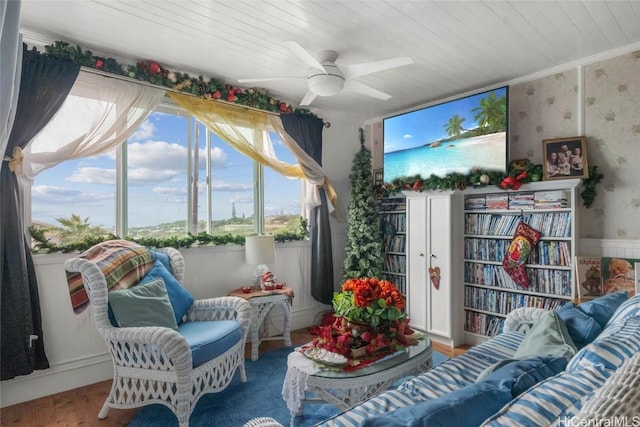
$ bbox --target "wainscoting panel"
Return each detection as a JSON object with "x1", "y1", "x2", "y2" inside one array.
[{"x1": 579, "y1": 238, "x2": 640, "y2": 257}]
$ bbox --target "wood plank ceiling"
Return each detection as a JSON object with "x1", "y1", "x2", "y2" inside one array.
[{"x1": 18, "y1": 0, "x2": 640, "y2": 118}]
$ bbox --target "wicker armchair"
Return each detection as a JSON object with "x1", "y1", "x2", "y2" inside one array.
[{"x1": 65, "y1": 245, "x2": 252, "y2": 427}]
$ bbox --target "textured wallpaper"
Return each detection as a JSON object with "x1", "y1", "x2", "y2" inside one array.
[
  {"x1": 508, "y1": 51, "x2": 639, "y2": 239},
  {"x1": 582, "y1": 51, "x2": 640, "y2": 239}
]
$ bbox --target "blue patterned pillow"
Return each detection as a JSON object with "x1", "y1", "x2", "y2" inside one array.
[{"x1": 566, "y1": 316, "x2": 640, "y2": 371}]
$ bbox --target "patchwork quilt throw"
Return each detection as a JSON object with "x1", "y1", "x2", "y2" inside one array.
[{"x1": 66, "y1": 240, "x2": 155, "y2": 314}]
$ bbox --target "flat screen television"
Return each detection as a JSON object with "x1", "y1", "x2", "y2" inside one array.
[{"x1": 383, "y1": 86, "x2": 508, "y2": 183}]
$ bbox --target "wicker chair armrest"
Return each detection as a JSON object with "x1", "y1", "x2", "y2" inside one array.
[
  {"x1": 102, "y1": 326, "x2": 193, "y2": 374},
  {"x1": 187, "y1": 296, "x2": 252, "y2": 337},
  {"x1": 503, "y1": 307, "x2": 549, "y2": 334}
]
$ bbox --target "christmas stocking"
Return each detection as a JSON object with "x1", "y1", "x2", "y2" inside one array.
[{"x1": 502, "y1": 222, "x2": 541, "y2": 288}]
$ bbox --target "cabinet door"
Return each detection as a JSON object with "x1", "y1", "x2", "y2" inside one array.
[
  {"x1": 426, "y1": 194, "x2": 452, "y2": 338},
  {"x1": 406, "y1": 196, "x2": 428, "y2": 332}
]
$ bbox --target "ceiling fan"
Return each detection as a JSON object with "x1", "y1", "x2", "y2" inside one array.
[{"x1": 237, "y1": 41, "x2": 413, "y2": 106}]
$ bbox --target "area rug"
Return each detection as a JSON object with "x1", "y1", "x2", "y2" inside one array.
[{"x1": 128, "y1": 347, "x2": 449, "y2": 427}]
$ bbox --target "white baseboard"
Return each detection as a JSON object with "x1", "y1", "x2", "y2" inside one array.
[{"x1": 0, "y1": 353, "x2": 113, "y2": 408}]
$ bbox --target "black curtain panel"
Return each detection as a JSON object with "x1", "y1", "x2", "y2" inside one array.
[
  {"x1": 1, "y1": 46, "x2": 80, "y2": 380},
  {"x1": 280, "y1": 114, "x2": 334, "y2": 305}
]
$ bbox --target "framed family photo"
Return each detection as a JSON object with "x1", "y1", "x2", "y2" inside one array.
[{"x1": 542, "y1": 136, "x2": 589, "y2": 180}]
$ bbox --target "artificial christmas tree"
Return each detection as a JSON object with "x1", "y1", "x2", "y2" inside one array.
[{"x1": 343, "y1": 129, "x2": 384, "y2": 279}]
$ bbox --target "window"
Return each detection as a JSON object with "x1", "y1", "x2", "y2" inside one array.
[{"x1": 31, "y1": 103, "x2": 302, "y2": 244}]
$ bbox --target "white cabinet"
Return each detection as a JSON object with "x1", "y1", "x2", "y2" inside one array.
[{"x1": 404, "y1": 191, "x2": 463, "y2": 347}]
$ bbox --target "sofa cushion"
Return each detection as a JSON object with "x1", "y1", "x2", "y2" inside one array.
[
  {"x1": 481, "y1": 363, "x2": 612, "y2": 427},
  {"x1": 322, "y1": 332, "x2": 525, "y2": 427},
  {"x1": 398, "y1": 331, "x2": 524, "y2": 400},
  {"x1": 179, "y1": 320, "x2": 243, "y2": 368},
  {"x1": 567, "y1": 316, "x2": 640, "y2": 372},
  {"x1": 140, "y1": 259, "x2": 194, "y2": 325},
  {"x1": 108, "y1": 277, "x2": 179, "y2": 330},
  {"x1": 513, "y1": 310, "x2": 577, "y2": 360},
  {"x1": 578, "y1": 291, "x2": 628, "y2": 328},
  {"x1": 556, "y1": 303, "x2": 602, "y2": 349},
  {"x1": 361, "y1": 357, "x2": 566, "y2": 427},
  {"x1": 361, "y1": 381, "x2": 511, "y2": 427},
  {"x1": 605, "y1": 292, "x2": 640, "y2": 327}
]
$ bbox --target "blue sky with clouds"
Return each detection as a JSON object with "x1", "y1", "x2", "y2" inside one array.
[{"x1": 32, "y1": 112, "x2": 301, "y2": 229}]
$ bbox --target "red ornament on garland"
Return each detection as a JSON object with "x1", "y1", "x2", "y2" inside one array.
[
  {"x1": 500, "y1": 171, "x2": 527, "y2": 190},
  {"x1": 95, "y1": 59, "x2": 104, "y2": 69},
  {"x1": 148, "y1": 61, "x2": 160, "y2": 75},
  {"x1": 213, "y1": 90, "x2": 222, "y2": 99},
  {"x1": 279, "y1": 102, "x2": 288, "y2": 112}
]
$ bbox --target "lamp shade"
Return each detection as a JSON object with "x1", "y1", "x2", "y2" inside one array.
[{"x1": 245, "y1": 235, "x2": 276, "y2": 265}]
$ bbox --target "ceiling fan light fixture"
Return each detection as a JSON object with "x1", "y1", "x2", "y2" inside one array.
[{"x1": 307, "y1": 64, "x2": 345, "y2": 96}]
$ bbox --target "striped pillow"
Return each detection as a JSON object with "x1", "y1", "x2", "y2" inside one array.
[
  {"x1": 566, "y1": 316, "x2": 640, "y2": 371},
  {"x1": 481, "y1": 364, "x2": 612, "y2": 427},
  {"x1": 605, "y1": 292, "x2": 640, "y2": 327}
]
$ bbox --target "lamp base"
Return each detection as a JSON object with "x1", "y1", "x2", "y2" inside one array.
[{"x1": 252, "y1": 264, "x2": 270, "y2": 289}]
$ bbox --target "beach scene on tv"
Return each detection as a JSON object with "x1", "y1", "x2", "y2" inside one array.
[{"x1": 383, "y1": 87, "x2": 508, "y2": 183}]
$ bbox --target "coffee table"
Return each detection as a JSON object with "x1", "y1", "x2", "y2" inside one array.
[{"x1": 282, "y1": 338, "x2": 432, "y2": 420}]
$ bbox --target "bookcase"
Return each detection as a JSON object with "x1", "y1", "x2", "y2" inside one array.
[
  {"x1": 462, "y1": 179, "x2": 581, "y2": 345},
  {"x1": 379, "y1": 196, "x2": 407, "y2": 295}
]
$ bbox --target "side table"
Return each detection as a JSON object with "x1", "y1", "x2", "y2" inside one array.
[{"x1": 228, "y1": 287, "x2": 293, "y2": 361}]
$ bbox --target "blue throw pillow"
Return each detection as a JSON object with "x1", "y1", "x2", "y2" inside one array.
[
  {"x1": 483, "y1": 356, "x2": 567, "y2": 398},
  {"x1": 151, "y1": 249, "x2": 173, "y2": 274},
  {"x1": 140, "y1": 259, "x2": 194, "y2": 324},
  {"x1": 361, "y1": 381, "x2": 511, "y2": 427},
  {"x1": 361, "y1": 356, "x2": 566, "y2": 427},
  {"x1": 556, "y1": 303, "x2": 602, "y2": 349},
  {"x1": 578, "y1": 291, "x2": 628, "y2": 328}
]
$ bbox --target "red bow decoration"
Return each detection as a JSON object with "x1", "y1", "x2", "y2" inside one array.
[{"x1": 500, "y1": 171, "x2": 528, "y2": 190}]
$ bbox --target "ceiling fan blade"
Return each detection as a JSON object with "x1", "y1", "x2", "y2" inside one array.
[
  {"x1": 344, "y1": 80, "x2": 392, "y2": 100},
  {"x1": 344, "y1": 57, "x2": 413, "y2": 78},
  {"x1": 300, "y1": 91, "x2": 318, "y2": 106},
  {"x1": 236, "y1": 76, "x2": 305, "y2": 83},
  {"x1": 283, "y1": 41, "x2": 327, "y2": 73}
]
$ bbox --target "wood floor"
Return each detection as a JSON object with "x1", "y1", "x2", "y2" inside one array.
[{"x1": 0, "y1": 329, "x2": 468, "y2": 426}]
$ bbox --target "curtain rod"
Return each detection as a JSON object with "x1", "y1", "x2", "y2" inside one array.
[{"x1": 80, "y1": 67, "x2": 330, "y2": 127}]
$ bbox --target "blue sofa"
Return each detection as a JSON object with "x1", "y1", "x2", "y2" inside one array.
[{"x1": 319, "y1": 292, "x2": 640, "y2": 427}]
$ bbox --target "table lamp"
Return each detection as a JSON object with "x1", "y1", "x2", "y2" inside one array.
[{"x1": 245, "y1": 235, "x2": 276, "y2": 289}]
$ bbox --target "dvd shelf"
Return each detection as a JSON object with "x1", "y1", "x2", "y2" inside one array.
[
  {"x1": 379, "y1": 196, "x2": 407, "y2": 294},
  {"x1": 462, "y1": 180, "x2": 580, "y2": 343}
]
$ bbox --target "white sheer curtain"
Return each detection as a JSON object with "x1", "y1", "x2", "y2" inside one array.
[
  {"x1": 21, "y1": 70, "x2": 166, "y2": 180},
  {"x1": 268, "y1": 115, "x2": 338, "y2": 216},
  {"x1": 0, "y1": 0, "x2": 22, "y2": 159}
]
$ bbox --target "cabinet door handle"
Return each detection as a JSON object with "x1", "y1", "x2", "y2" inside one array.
[
  {"x1": 419, "y1": 253, "x2": 424, "y2": 257},
  {"x1": 431, "y1": 254, "x2": 437, "y2": 258}
]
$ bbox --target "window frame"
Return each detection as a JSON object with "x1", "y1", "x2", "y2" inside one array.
[{"x1": 28, "y1": 98, "x2": 303, "y2": 240}]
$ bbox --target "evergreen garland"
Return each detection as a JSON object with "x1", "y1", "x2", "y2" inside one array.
[
  {"x1": 42, "y1": 40, "x2": 318, "y2": 118},
  {"x1": 343, "y1": 129, "x2": 384, "y2": 279},
  {"x1": 29, "y1": 219, "x2": 308, "y2": 254}
]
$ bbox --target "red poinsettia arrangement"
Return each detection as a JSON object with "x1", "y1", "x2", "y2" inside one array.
[{"x1": 311, "y1": 278, "x2": 415, "y2": 358}]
